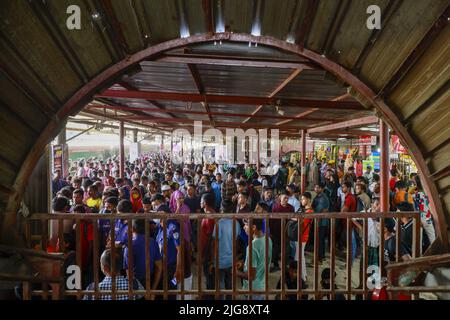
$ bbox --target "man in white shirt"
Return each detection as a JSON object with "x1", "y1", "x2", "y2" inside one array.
[{"x1": 286, "y1": 184, "x2": 301, "y2": 212}]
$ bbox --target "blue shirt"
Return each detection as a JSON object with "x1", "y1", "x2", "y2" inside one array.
[
  {"x1": 98, "y1": 210, "x2": 111, "y2": 245},
  {"x1": 123, "y1": 234, "x2": 161, "y2": 280},
  {"x1": 211, "y1": 181, "x2": 223, "y2": 209},
  {"x1": 156, "y1": 220, "x2": 180, "y2": 266},
  {"x1": 114, "y1": 220, "x2": 129, "y2": 245},
  {"x1": 212, "y1": 218, "x2": 241, "y2": 269},
  {"x1": 312, "y1": 192, "x2": 331, "y2": 227}
]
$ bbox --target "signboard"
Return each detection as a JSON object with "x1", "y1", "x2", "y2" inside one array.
[
  {"x1": 129, "y1": 143, "x2": 140, "y2": 162},
  {"x1": 52, "y1": 145, "x2": 63, "y2": 173},
  {"x1": 370, "y1": 151, "x2": 380, "y2": 171},
  {"x1": 391, "y1": 135, "x2": 407, "y2": 154},
  {"x1": 358, "y1": 135, "x2": 377, "y2": 146}
]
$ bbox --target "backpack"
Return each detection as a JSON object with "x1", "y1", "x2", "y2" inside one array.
[{"x1": 397, "y1": 191, "x2": 414, "y2": 211}]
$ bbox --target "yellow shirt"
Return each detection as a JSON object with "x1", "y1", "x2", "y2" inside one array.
[{"x1": 86, "y1": 198, "x2": 102, "y2": 210}]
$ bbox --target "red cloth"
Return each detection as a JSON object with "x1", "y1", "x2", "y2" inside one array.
[
  {"x1": 355, "y1": 161, "x2": 363, "y2": 177},
  {"x1": 389, "y1": 177, "x2": 398, "y2": 192},
  {"x1": 130, "y1": 188, "x2": 143, "y2": 213},
  {"x1": 200, "y1": 218, "x2": 215, "y2": 259},
  {"x1": 271, "y1": 201, "x2": 295, "y2": 238},
  {"x1": 344, "y1": 193, "x2": 357, "y2": 212},
  {"x1": 302, "y1": 208, "x2": 313, "y2": 243},
  {"x1": 80, "y1": 220, "x2": 94, "y2": 270}
]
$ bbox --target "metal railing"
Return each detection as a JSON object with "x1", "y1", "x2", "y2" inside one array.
[{"x1": 21, "y1": 211, "x2": 421, "y2": 300}]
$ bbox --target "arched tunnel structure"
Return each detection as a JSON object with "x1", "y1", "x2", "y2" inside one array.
[{"x1": 0, "y1": 0, "x2": 449, "y2": 255}]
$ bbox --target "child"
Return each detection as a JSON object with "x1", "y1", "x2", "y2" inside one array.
[
  {"x1": 275, "y1": 261, "x2": 308, "y2": 300},
  {"x1": 83, "y1": 249, "x2": 144, "y2": 300}
]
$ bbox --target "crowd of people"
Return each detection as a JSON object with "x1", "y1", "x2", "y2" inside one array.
[{"x1": 47, "y1": 152, "x2": 436, "y2": 300}]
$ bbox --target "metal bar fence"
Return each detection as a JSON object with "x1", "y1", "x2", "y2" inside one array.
[{"x1": 21, "y1": 211, "x2": 423, "y2": 300}]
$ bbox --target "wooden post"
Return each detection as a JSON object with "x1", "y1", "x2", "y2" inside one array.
[{"x1": 119, "y1": 121, "x2": 125, "y2": 179}]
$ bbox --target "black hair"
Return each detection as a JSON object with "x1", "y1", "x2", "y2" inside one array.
[
  {"x1": 343, "y1": 181, "x2": 353, "y2": 189},
  {"x1": 82, "y1": 178, "x2": 93, "y2": 190},
  {"x1": 384, "y1": 218, "x2": 396, "y2": 233},
  {"x1": 73, "y1": 188, "x2": 84, "y2": 196},
  {"x1": 108, "y1": 188, "x2": 119, "y2": 198},
  {"x1": 301, "y1": 192, "x2": 312, "y2": 200},
  {"x1": 251, "y1": 218, "x2": 264, "y2": 231},
  {"x1": 73, "y1": 204, "x2": 86, "y2": 213},
  {"x1": 221, "y1": 199, "x2": 235, "y2": 213},
  {"x1": 395, "y1": 180, "x2": 407, "y2": 190},
  {"x1": 372, "y1": 173, "x2": 380, "y2": 182},
  {"x1": 132, "y1": 219, "x2": 145, "y2": 235},
  {"x1": 115, "y1": 178, "x2": 123, "y2": 184},
  {"x1": 59, "y1": 187, "x2": 73, "y2": 199},
  {"x1": 105, "y1": 196, "x2": 119, "y2": 207},
  {"x1": 142, "y1": 196, "x2": 152, "y2": 205},
  {"x1": 256, "y1": 202, "x2": 270, "y2": 212},
  {"x1": 239, "y1": 191, "x2": 249, "y2": 199},
  {"x1": 117, "y1": 200, "x2": 133, "y2": 213},
  {"x1": 150, "y1": 194, "x2": 165, "y2": 203},
  {"x1": 52, "y1": 196, "x2": 70, "y2": 212},
  {"x1": 414, "y1": 175, "x2": 423, "y2": 191},
  {"x1": 390, "y1": 169, "x2": 397, "y2": 176},
  {"x1": 201, "y1": 193, "x2": 215, "y2": 208},
  {"x1": 316, "y1": 182, "x2": 326, "y2": 189}
]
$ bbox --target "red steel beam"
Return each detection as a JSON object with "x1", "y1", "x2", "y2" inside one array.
[
  {"x1": 86, "y1": 104, "x2": 342, "y2": 122},
  {"x1": 380, "y1": 120, "x2": 390, "y2": 212},
  {"x1": 307, "y1": 116, "x2": 379, "y2": 133},
  {"x1": 300, "y1": 129, "x2": 307, "y2": 193},
  {"x1": 96, "y1": 89, "x2": 363, "y2": 109},
  {"x1": 276, "y1": 93, "x2": 352, "y2": 125},
  {"x1": 119, "y1": 121, "x2": 125, "y2": 178},
  {"x1": 107, "y1": 116, "x2": 310, "y2": 130}
]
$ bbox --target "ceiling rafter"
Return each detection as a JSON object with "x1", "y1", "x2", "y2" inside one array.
[
  {"x1": 97, "y1": 89, "x2": 363, "y2": 109},
  {"x1": 275, "y1": 92, "x2": 352, "y2": 125},
  {"x1": 242, "y1": 67, "x2": 307, "y2": 123},
  {"x1": 307, "y1": 116, "x2": 379, "y2": 133},
  {"x1": 186, "y1": 63, "x2": 216, "y2": 126}
]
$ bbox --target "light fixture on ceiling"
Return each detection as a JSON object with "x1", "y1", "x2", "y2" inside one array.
[{"x1": 275, "y1": 100, "x2": 284, "y2": 116}]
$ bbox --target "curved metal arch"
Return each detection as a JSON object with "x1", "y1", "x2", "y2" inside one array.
[{"x1": 3, "y1": 32, "x2": 448, "y2": 249}]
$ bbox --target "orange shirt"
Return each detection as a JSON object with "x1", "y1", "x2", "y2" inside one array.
[{"x1": 394, "y1": 190, "x2": 414, "y2": 206}]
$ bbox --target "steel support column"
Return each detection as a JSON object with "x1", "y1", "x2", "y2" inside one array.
[
  {"x1": 119, "y1": 121, "x2": 125, "y2": 179},
  {"x1": 380, "y1": 120, "x2": 390, "y2": 212},
  {"x1": 300, "y1": 129, "x2": 307, "y2": 194}
]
